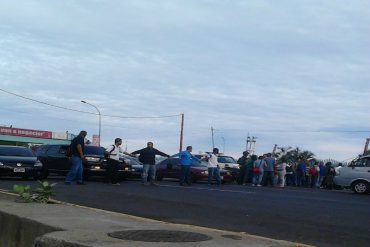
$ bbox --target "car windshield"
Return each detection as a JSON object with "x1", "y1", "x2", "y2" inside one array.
[
  {"x1": 218, "y1": 156, "x2": 236, "y2": 163},
  {"x1": 84, "y1": 146, "x2": 105, "y2": 155},
  {"x1": 0, "y1": 146, "x2": 34, "y2": 157},
  {"x1": 124, "y1": 156, "x2": 141, "y2": 166},
  {"x1": 191, "y1": 160, "x2": 207, "y2": 167}
]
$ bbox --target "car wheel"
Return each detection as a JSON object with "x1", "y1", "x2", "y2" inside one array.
[
  {"x1": 35, "y1": 164, "x2": 49, "y2": 180},
  {"x1": 156, "y1": 174, "x2": 163, "y2": 181},
  {"x1": 351, "y1": 181, "x2": 370, "y2": 194},
  {"x1": 190, "y1": 173, "x2": 197, "y2": 183}
]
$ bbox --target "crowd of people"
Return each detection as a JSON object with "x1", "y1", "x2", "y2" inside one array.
[
  {"x1": 236, "y1": 151, "x2": 338, "y2": 189},
  {"x1": 64, "y1": 130, "x2": 337, "y2": 189}
]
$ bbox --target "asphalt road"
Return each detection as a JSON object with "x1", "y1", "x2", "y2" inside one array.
[{"x1": 1, "y1": 176, "x2": 369, "y2": 247}]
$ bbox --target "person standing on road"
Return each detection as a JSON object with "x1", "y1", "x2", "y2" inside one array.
[
  {"x1": 262, "y1": 153, "x2": 275, "y2": 187},
  {"x1": 104, "y1": 138, "x2": 131, "y2": 185},
  {"x1": 65, "y1": 130, "x2": 87, "y2": 185},
  {"x1": 205, "y1": 148, "x2": 222, "y2": 186},
  {"x1": 252, "y1": 155, "x2": 265, "y2": 186},
  {"x1": 131, "y1": 142, "x2": 170, "y2": 186},
  {"x1": 236, "y1": 151, "x2": 249, "y2": 184},
  {"x1": 276, "y1": 157, "x2": 287, "y2": 187},
  {"x1": 172, "y1": 146, "x2": 200, "y2": 186}
]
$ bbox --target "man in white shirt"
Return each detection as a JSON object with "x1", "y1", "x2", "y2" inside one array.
[
  {"x1": 104, "y1": 138, "x2": 130, "y2": 185},
  {"x1": 206, "y1": 148, "x2": 221, "y2": 186}
]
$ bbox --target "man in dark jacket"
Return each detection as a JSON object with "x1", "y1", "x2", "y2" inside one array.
[
  {"x1": 65, "y1": 130, "x2": 87, "y2": 185},
  {"x1": 131, "y1": 142, "x2": 170, "y2": 185}
]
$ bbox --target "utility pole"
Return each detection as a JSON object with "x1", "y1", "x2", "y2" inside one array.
[
  {"x1": 221, "y1": 136, "x2": 226, "y2": 154},
  {"x1": 211, "y1": 126, "x2": 215, "y2": 150},
  {"x1": 364, "y1": 138, "x2": 370, "y2": 155},
  {"x1": 179, "y1": 113, "x2": 184, "y2": 152}
]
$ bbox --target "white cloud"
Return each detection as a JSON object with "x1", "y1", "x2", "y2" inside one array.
[{"x1": 1, "y1": 0, "x2": 369, "y2": 160}]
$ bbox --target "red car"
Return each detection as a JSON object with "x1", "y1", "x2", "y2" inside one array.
[{"x1": 156, "y1": 158, "x2": 234, "y2": 184}]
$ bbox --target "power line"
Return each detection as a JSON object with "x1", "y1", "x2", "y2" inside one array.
[{"x1": 0, "y1": 88, "x2": 181, "y2": 119}]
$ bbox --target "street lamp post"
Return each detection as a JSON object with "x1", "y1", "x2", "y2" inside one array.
[{"x1": 81, "y1": 100, "x2": 101, "y2": 146}]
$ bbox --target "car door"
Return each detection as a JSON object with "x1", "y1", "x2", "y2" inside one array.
[
  {"x1": 339, "y1": 157, "x2": 370, "y2": 185},
  {"x1": 351, "y1": 157, "x2": 370, "y2": 181},
  {"x1": 46, "y1": 145, "x2": 69, "y2": 173}
]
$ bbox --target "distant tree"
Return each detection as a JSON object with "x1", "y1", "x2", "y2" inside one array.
[{"x1": 275, "y1": 146, "x2": 315, "y2": 163}]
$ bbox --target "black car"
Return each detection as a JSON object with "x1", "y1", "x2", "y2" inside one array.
[
  {"x1": 36, "y1": 144, "x2": 132, "y2": 180},
  {"x1": 0, "y1": 145, "x2": 45, "y2": 180}
]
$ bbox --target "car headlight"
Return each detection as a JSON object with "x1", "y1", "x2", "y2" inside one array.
[
  {"x1": 0, "y1": 162, "x2": 3, "y2": 166},
  {"x1": 34, "y1": 161, "x2": 43, "y2": 167},
  {"x1": 201, "y1": 171, "x2": 208, "y2": 175},
  {"x1": 85, "y1": 157, "x2": 100, "y2": 162}
]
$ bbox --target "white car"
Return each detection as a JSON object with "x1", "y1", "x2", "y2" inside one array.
[
  {"x1": 216, "y1": 155, "x2": 240, "y2": 170},
  {"x1": 334, "y1": 155, "x2": 370, "y2": 194}
]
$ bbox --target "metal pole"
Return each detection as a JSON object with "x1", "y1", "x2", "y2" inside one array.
[
  {"x1": 179, "y1": 113, "x2": 184, "y2": 152},
  {"x1": 81, "y1": 100, "x2": 101, "y2": 146},
  {"x1": 211, "y1": 126, "x2": 215, "y2": 150},
  {"x1": 221, "y1": 136, "x2": 225, "y2": 154}
]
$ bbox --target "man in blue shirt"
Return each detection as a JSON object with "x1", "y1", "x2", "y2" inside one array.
[{"x1": 172, "y1": 146, "x2": 200, "y2": 186}]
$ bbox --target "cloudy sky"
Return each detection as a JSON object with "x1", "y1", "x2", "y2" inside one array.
[{"x1": 1, "y1": 0, "x2": 369, "y2": 161}]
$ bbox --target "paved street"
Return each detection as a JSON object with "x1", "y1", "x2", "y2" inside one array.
[{"x1": 0, "y1": 176, "x2": 369, "y2": 247}]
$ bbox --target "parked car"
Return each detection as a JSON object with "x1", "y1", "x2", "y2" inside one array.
[
  {"x1": 156, "y1": 158, "x2": 234, "y2": 184},
  {"x1": 0, "y1": 145, "x2": 44, "y2": 180},
  {"x1": 36, "y1": 144, "x2": 132, "y2": 180},
  {"x1": 334, "y1": 155, "x2": 370, "y2": 194},
  {"x1": 195, "y1": 154, "x2": 240, "y2": 179},
  {"x1": 120, "y1": 154, "x2": 142, "y2": 179}
]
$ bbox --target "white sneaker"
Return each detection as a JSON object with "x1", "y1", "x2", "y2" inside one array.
[{"x1": 257, "y1": 184, "x2": 262, "y2": 187}]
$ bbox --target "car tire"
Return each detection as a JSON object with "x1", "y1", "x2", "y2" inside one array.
[
  {"x1": 351, "y1": 181, "x2": 370, "y2": 194},
  {"x1": 35, "y1": 164, "x2": 49, "y2": 180},
  {"x1": 190, "y1": 173, "x2": 197, "y2": 183},
  {"x1": 156, "y1": 174, "x2": 163, "y2": 181}
]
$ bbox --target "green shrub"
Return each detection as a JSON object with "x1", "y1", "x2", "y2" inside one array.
[{"x1": 12, "y1": 181, "x2": 56, "y2": 203}]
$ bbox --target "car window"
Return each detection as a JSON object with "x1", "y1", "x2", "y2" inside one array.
[
  {"x1": 59, "y1": 145, "x2": 70, "y2": 154},
  {"x1": 190, "y1": 160, "x2": 207, "y2": 167},
  {"x1": 352, "y1": 158, "x2": 370, "y2": 167},
  {"x1": 85, "y1": 146, "x2": 105, "y2": 155},
  {"x1": 366, "y1": 158, "x2": 370, "y2": 167},
  {"x1": 218, "y1": 156, "x2": 236, "y2": 163},
  {"x1": 36, "y1": 145, "x2": 49, "y2": 156},
  {"x1": 46, "y1": 146, "x2": 60, "y2": 155},
  {"x1": 0, "y1": 146, "x2": 34, "y2": 157}
]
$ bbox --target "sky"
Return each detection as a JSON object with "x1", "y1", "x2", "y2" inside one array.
[{"x1": 0, "y1": 0, "x2": 369, "y2": 161}]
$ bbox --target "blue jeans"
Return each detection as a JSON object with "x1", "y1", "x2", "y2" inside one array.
[
  {"x1": 208, "y1": 167, "x2": 221, "y2": 185},
  {"x1": 180, "y1": 165, "x2": 191, "y2": 184},
  {"x1": 142, "y1": 164, "x2": 156, "y2": 184},
  {"x1": 253, "y1": 172, "x2": 263, "y2": 185},
  {"x1": 65, "y1": 155, "x2": 83, "y2": 183}
]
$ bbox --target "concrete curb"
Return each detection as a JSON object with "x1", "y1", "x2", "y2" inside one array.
[{"x1": 0, "y1": 190, "x2": 313, "y2": 247}]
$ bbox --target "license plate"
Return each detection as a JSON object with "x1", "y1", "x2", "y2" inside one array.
[{"x1": 14, "y1": 168, "x2": 26, "y2": 173}]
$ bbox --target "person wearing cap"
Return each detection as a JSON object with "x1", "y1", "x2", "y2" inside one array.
[
  {"x1": 172, "y1": 146, "x2": 200, "y2": 186},
  {"x1": 131, "y1": 142, "x2": 170, "y2": 186}
]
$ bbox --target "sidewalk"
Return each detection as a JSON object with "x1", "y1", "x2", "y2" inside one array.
[{"x1": 0, "y1": 190, "x2": 312, "y2": 247}]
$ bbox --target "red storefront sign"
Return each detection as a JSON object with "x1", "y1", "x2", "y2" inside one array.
[{"x1": 0, "y1": 127, "x2": 52, "y2": 139}]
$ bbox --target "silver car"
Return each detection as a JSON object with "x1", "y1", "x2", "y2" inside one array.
[{"x1": 334, "y1": 155, "x2": 370, "y2": 194}]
